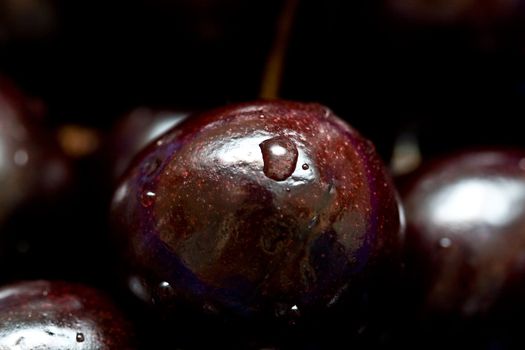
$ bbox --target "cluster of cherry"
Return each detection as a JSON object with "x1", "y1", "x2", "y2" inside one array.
[
  {"x1": 1, "y1": 0, "x2": 525, "y2": 349},
  {"x1": 1, "y1": 76, "x2": 525, "y2": 349}
]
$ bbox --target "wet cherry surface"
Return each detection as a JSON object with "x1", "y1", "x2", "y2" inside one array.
[
  {"x1": 112, "y1": 100, "x2": 402, "y2": 319},
  {"x1": 400, "y1": 149, "x2": 525, "y2": 317},
  {"x1": 0, "y1": 280, "x2": 135, "y2": 349}
]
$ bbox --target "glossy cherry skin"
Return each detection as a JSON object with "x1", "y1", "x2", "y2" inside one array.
[
  {"x1": 110, "y1": 108, "x2": 188, "y2": 180},
  {"x1": 0, "y1": 280, "x2": 135, "y2": 349},
  {"x1": 401, "y1": 149, "x2": 525, "y2": 317},
  {"x1": 112, "y1": 100, "x2": 402, "y2": 319}
]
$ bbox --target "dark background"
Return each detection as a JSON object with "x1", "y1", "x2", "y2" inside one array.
[
  {"x1": 2, "y1": 1, "x2": 525, "y2": 348},
  {"x1": 2, "y1": 0, "x2": 525, "y2": 160}
]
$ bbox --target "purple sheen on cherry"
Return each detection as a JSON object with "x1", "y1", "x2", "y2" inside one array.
[
  {"x1": 0, "y1": 280, "x2": 135, "y2": 349},
  {"x1": 110, "y1": 108, "x2": 189, "y2": 180},
  {"x1": 400, "y1": 149, "x2": 525, "y2": 317},
  {"x1": 111, "y1": 100, "x2": 402, "y2": 319}
]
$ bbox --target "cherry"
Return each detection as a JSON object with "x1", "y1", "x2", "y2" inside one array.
[
  {"x1": 0, "y1": 78, "x2": 71, "y2": 229},
  {"x1": 111, "y1": 100, "x2": 402, "y2": 320},
  {"x1": 0, "y1": 78, "x2": 80, "y2": 282},
  {"x1": 400, "y1": 149, "x2": 525, "y2": 317},
  {"x1": 110, "y1": 108, "x2": 188, "y2": 180},
  {"x1": 0, "y1": 280, "x2": 135, "y2": 349}
]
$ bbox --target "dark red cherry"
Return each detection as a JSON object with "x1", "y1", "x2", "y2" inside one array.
[
  {"x1": 0, "y1": 280, "x2": 135, "y2": 349},
  {"x1": 0, "y1": 78, "x2": 75, "y2": 280},
  {"x1": 110, "y1": 108, "x2": 188, "y2": 180},
  {"x1": 112, "y1": 100, "x2": 402, "y2": 319},
  {"x1": 400, "y1": 149, "x2": 525, "y2": 317}
]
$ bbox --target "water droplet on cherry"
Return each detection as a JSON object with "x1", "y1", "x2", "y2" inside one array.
[
  {"x1": 259, "y1": 136, "x2": 298, "y2": 181},
  {"x1": 76, "y1": 333, "x2": 84, "y2": 342},
  {"x1": 140, "y1": 190, "x2": 156, "y2": 207}
]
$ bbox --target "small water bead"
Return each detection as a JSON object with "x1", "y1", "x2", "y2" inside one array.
[
  {"x1": 439, "y1": 237, "x2": 452, "y2": 248},
  {"x1": 140, "y1": 190, "x2": 156, "y2": 208},
  {"x1": 259, "y1": 136, "x2": 298, "y2": 181},
  {"x1": 76, "y1": 333, "x2": 85, "y2": 342},
  {"x1": 274, "y1": 303, "x2": 302, "y2": 323},
  {"x1": 155, "y1": 281, "x2": 177, "y2": 302}
]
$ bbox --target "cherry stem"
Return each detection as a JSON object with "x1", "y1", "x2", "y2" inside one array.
[{"x1": 260, "y1": 0, "x2": 300, "y2": 99}]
